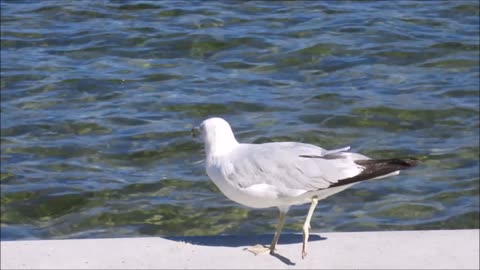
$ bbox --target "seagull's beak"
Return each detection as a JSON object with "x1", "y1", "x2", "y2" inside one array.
[{"x1": 191, "y1": 126, "x2": 201, "y2": 138}]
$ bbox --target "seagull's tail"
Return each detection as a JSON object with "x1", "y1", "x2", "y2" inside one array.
[{"x1": 329, "y1": 158, "x2": 418, "y2": 188}]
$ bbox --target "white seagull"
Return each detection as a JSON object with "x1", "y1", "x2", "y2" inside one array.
[{"x1": 192, "y1": 117, "x2": 417, "y2": 258}]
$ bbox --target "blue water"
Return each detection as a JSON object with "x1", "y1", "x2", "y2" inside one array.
[{"x1": 1, "y1": 0, "x2": 479, "y2": 240}]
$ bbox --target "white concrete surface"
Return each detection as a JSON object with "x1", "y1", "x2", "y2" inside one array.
[{"x1": 1, "y1": 229, "x2": 478, "y2": 269}]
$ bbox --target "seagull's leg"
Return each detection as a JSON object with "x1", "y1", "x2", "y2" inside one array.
[
  {"x1": 302, "y1": 196, "x2": 318, "y2": 259},
  {"x1": 244, "y1": 210, "x2": 287, "y2": 256},
  {"x1": 269, "y1": 210, "x2": 286, "y2": 254}
]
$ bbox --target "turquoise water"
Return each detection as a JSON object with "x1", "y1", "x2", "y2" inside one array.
[{"x1": 1, "y1": 0, "x2": 479, "y2": 240}]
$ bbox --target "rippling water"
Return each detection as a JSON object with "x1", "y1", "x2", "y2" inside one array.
[{"x1": 1, "y1": 1, "x2": 479, "y2": 240}]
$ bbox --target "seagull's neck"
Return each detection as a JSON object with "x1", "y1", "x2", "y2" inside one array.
[{"x1": 204, "y1": 134, "x2": 239, "y2": 158}]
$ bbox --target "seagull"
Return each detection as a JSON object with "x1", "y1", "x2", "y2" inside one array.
[{"x1": 192, "y1": 117, "x2": 417, "y2": 258}]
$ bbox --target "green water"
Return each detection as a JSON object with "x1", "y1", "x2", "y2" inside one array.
[{"x1": 1, "y1": 0, "x2": 479, "y2": 240}]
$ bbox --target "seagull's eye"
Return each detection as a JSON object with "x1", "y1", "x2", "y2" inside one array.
[{"x1": 191, "y1": 127, "x2": 201, "y2": 138}]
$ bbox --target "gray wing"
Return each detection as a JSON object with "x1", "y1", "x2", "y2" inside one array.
[{"x1": 225, "y1": 142, "x2": 369, "y2": 195}]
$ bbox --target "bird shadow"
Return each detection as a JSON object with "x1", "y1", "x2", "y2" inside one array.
[
  {"x1": 165, "y1": 233, "x2": 327, "y2": 266},
  {"x1": 270, "y1": 251, "x2": 296, "y2": 266}
]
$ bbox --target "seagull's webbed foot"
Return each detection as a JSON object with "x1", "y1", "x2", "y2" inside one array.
[
  {"x1": 243, "y1": 244, "x2": 272, "y2": 256},
  {"x1": 244, "y1": 210, "x2": 287, "y2": 256}
]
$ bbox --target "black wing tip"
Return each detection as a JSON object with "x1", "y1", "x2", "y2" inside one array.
[
  {"x1": 387, "y1": 157, "x2": 419, "y2": 167},
  {"x1": 401, "y1": 157, "x2": 419, "y2": 167},
  {"x1": 355, "y1": 157, "x2": 419, "y2": 168},
  {"x1": 327, "y1": 157, "x2": 419, "y2": 189}
]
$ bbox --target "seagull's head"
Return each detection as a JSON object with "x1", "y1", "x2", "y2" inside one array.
[{"x1": 192, "y1": 117, "x2": 238, "y2": 156}]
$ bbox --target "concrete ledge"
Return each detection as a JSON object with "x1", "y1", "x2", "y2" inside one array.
[{"x1": 1, "y1": 229, "x2": 479, "y2": 269}]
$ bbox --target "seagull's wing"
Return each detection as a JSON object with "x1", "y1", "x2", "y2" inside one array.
[{"x1": 223, "y1": 142, "x2": 367, "y2": 197}]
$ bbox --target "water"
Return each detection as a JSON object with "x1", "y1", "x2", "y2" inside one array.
[{"x1": 1, "y1": 0, "x2": 478, "y2": 240}]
